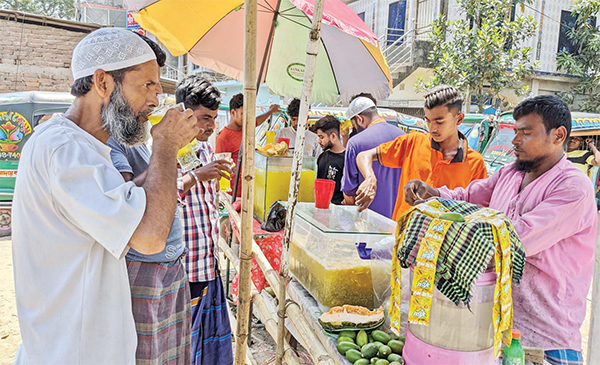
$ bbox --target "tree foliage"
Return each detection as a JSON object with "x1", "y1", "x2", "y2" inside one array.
[
  {"x1": 556, "y1": 0, "x2": 600, "y2": 112},
  {"x1": 416, "y1": 0, "x2": 537, "y2": 112},
  {"x1": 1, "y1": 0, "x2": 75, "y2": 20}
]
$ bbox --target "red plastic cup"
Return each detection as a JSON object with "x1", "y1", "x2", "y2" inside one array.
[
  {"x1": 314, "y1": 179, "x2": 336, "y2": 209},
  {"x1": 278, "y1": 138, "x2": 290, "y2": 147}
]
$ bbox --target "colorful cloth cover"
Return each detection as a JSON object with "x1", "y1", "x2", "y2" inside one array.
[{"x1": 390, "y1": 198, "x2": 526, "y2": 357}]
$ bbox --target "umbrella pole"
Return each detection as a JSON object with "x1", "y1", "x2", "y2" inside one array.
[
  {"x1": 276, "y1": 1, "x2": 326, "y2": 365},
  {"x1": 235, "y1": 0, "x2": 258, "y2": 364}
]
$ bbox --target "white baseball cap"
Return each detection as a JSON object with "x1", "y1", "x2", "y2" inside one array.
[{"x1": 347, "y1": 97, "x2": 377, "y2": 119}]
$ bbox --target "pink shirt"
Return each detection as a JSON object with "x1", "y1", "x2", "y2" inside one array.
[{"x1": 439, "y1": 154, "x2": 597, "y2": 351}]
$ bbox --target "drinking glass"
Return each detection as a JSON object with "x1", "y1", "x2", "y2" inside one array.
[
  {"x1": 148, "y1": 102, "x2": 202, "y2": 172},
  {"x1": 213, "y1": 152, "x2": 232, "y2": 192}
]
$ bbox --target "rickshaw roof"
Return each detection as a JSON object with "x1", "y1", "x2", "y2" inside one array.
[
  {"x1": 0, "y1": 91, "x2": 74, "y2": 105},
  {"x1": 462, "y1": 114, "x2": 487, "y2": 124},
  {"x1": 491, "y1": 111, "x2": 600, "y2": 136},
  {"x1": 571, "y1": 112, "x2": 600, "y2": 135}
]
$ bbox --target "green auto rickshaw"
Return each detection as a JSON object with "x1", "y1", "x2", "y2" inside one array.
[
  {"x1": 0, "y1": 91, "x2": 75, "y2": 235},
  {"x1": 459, "y1": 114, "x2": 496, "y2": 153}
]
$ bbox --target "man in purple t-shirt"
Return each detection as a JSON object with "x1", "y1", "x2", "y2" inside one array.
[{"x1": 341, "y1": 95, "x2": 404, "y2": 219}]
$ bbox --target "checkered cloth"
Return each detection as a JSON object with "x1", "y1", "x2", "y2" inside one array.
[
  {"x1": 545, "y1": 349, "x2": 584, "y2": 365},
  {"x1": 126, "y1": 256, "x2": 191, "y2": 364},
  {"x1": 397, "y1": 198, "x2": 526, "y2": 305},
  {"x1": 179, "y1": 142, "x2": 220, "y2": 282}
]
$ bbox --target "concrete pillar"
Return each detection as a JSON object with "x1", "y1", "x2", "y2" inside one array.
[{"x1": 531, "y1": 79, "x2": 540, "y2": 96}]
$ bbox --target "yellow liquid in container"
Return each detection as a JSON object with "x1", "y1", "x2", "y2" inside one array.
[
  {"x1": 266, "y1": 131, "x2": 276, "y2": 145},
  {"x1": 219, "y1": 174, "x2": 231, "y2": 192},
  {"x1": 290, "y1": 240, "x2": 375, "y2": 308},
  {"x1": 254, "y1": 168, "x2": 315, "y2": 221},
  {"x1": 341, "y1": 119, "x2": 352, "y2": 131},
  {"x1": 148, "y1": 113, "x2": 200, "y2": 172},
  {"x1": 148, "y1": 115, "x2": 163, "y2": 125}
]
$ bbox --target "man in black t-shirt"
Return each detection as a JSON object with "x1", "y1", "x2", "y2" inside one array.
[{"x1": 315, "y1": 116, "x2": 346, "y2": 205}]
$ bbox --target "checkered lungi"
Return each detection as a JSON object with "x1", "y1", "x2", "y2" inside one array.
[{"x1": 126, "y1": 256, "x2": 192, "y2": 364}]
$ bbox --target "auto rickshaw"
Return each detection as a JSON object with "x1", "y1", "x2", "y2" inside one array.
[
  {"x1": 458, "y1": 114, "x2": 496, "y2": 153},
  {"x1": 0, "y1": 91, "x2": 75, "y2": 235},
  {"x1": 483, "y1": 112, "x2": 600, "y2": 187},
  {"x1": 396, "y1": 112, "x2": 428, "y2": 134},
  {"x1": 569, "y1": 113, "x2": 600, "y2": 192}
]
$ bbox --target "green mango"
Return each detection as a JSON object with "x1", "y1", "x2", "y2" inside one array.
[
  {"x1": 370, "y1": 358, "x2": 380, "y2": 364},
  {"x1": 337, "y1": 341, "x2": 360, "y2": 355},
  {"x1": 375, "y1": 360, "x2": 389, "y2": 365},
  {"x1": 339, "y1": 330, "x2": 357, "y2": 339},
  {"x1": 389, "y1": 362, "x2": 404, "y2": 365},
  {"x1": 346, "y1": 349, "x2": 362, "y2": 363},
  {"x1": 387, "y1": 353, "x2": 403, "y2": 363},
  {"x1": 372, "y1": 341, "x2": 384, "y2": 349},
  {"x1": 361, "y1": 343, "x2": 379, "y2": 359},
  {"x1": 354, "y1": 359, "x2": 370, "y2": 365},
  {"x1": 372, "y1": 330, "x2": 391, "y2": 344},
  {"x1": 387, "y1": 340, "x2": 405, "y2": 354},
  {"x1": 356, "y1": 330, "x2": 369, "y2": 347},
  {"x1": 338, "y1": 336, "x2": 355, "y2": 344},
  {"x1": 378, "y1": 345, "x2": 392, "y2": 358}
]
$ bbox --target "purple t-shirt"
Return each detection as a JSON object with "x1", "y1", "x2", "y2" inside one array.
[{"x1": 341, "y1": 121, "x2": 405, "y2": 219}]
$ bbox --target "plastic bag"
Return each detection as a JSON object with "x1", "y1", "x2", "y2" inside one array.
[
  {"x1": 369, "y1": 236, "x2": 410, "y2": 336},
  {"x1": 261, "y1": 201, "x2": 286, "y2": 232}
]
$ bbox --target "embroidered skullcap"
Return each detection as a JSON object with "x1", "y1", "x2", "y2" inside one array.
[{"x1": 71, "y1": 28, "x2": 157, "y2": 80}]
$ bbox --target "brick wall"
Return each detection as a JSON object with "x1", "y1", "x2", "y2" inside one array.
[{"x1": 0, "y1": 17, "x2": 94, "y2": 93}]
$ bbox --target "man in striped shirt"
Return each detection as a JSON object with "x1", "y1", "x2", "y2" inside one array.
[
  {"x1": 566, "y1": 136, "x2": 600, "y2": 179},
  {"x1": 176, "y1": 75, "x2": 234, "y2": 365}
]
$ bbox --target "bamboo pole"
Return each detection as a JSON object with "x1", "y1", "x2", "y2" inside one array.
[
  {"x1": 235, "y1": 0, "x2": 257, "y2": 364},
  {"x1": 218, "y1": 237, "x2": 301, "y2": 365},
  {"x1": 226, "y1": 299, "x2": 259, "y2": 365},
  {"x1": 221, "y1": 192, "x2": 336, "y2": 364},
  {"x1": 587, "y1": 214, "x2": 600, "y2": 363},
  {"x1": 276, "y1": 1, "x2": 326, "y2": 364}
]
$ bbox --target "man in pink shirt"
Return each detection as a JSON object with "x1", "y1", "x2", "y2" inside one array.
[{"x1": 405, "y1": 95, "x2": 596, "y2": 365}]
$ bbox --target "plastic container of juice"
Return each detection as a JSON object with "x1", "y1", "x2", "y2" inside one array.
[
  {"x1": 502, "y1": 329, "x2": 525, "y2": 365},
  {"x1": 253, "y1": 150, "x2": 316, "y2": 221}
]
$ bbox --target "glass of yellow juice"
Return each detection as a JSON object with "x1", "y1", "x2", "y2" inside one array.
[
  {"x1": 266, "y1": 131, "x2": 275, "y2": 145},
  {"x1": 213, "y1": 152, "x2": 232, "y2": 192},
  {"x1": 148, "y1": 103, "x2": 201, "y2": 172}
]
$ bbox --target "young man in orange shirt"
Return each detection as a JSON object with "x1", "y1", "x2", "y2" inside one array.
[{"x1": 355, "y1": 85, "x2": 487, "y2": 221}]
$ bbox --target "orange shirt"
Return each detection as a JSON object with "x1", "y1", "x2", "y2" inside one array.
[{"x1": 377, "y1": 132, "x2": 488, "y2": 220}]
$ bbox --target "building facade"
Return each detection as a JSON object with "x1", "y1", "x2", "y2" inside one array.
[
  {"x1": 344, "y1": 0, "x2": 585, "y2": 113},
  {"x1": 0, "y1": 10, "x2": 101, "y2": 93}
]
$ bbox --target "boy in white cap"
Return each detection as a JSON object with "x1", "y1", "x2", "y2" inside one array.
[
  {"x1": 11, "y1": 28, "x2": 198, "y2": 364},
  {"x1": 340, "y1": 93, "x2": 405, "y2": 218}
]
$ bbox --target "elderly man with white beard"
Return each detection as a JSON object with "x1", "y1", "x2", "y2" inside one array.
[{"x1": 11, "y1": 28, "x2": 199, "y2": 364}]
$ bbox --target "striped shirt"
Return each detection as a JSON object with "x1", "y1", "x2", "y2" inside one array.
[
  {"x1": 179, "y1": 142, "x2": 220, "y2": 283},
  {"x1": 567, "y1": 149, "x2": 594, "y2": 178}
]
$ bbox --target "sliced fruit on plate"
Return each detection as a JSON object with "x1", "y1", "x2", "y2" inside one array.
[{"x1": 318, "y1": 305, "x2": 385, "y2": 331}]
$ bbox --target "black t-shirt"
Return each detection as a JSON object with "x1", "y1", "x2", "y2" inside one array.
[{"x1": 316, "y1": 150, "x2": 345, "y2": 205}]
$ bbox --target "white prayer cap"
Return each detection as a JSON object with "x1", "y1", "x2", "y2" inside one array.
[
  {"x1": 347, "y1": 97, "x2": 376, "y2": 119},
  {"x1": 71, "y1": 28, "x2": 157, "y2": 80}
]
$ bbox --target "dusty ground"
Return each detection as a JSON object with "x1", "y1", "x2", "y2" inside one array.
[
  {"x1": 0, "y1": 237, "x2": 20, "y2": 364},
  {"x1": 0, "y1": 239, "x2": 311, "y2": 365},
  {"x1": 0, "y1": 236, "x2": 594, "y2": 364}
]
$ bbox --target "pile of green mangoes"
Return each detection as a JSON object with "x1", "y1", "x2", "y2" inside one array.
[{"x1": 336, "y1": 329, "x2": 405, "y2": 365}]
